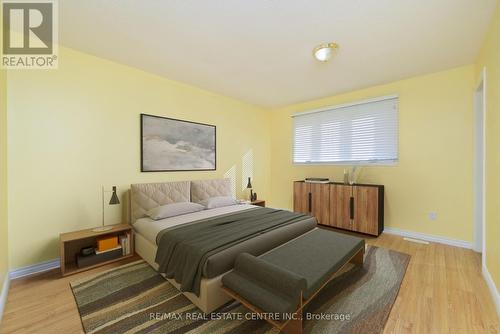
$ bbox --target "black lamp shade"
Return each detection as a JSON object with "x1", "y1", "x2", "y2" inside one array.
[
  {"x1": 109, "y1": 186, "x2": 120, "y2": 205},
  {"x1": 246, "y1": 177, "x2": 252, "y2": 189}
]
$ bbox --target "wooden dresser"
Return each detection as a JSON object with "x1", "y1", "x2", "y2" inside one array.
[{"x1": 293, "y1": 181, "x2": 384, "y2": 236}]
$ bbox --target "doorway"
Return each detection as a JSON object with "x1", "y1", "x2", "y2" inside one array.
[{"x1": 474, "y1": 68, "x2": 486, "y2": 263}]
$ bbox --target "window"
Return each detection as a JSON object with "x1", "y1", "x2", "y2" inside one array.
[{"x1": 293, "y1": 96, "x2": 398, "y2": 164}]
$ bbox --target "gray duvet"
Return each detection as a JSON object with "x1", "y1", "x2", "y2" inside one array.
[{"x1": 155, "y1": 207, "x2": 315, "y2": 296}]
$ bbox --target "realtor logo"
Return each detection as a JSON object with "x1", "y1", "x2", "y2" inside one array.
[{"x1": 2, "y1": 0, "x2": 58, "y2": 69}]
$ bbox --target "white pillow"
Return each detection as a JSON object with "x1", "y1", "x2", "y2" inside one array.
[
  {"x1": 199, "y1": 196, "x2": 237, "y2": 209},
  {"x1": 146, "y1": 202, "x2": 205, "y2": 220}
]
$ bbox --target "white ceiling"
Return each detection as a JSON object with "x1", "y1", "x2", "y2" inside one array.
[{"x1": 60, "y1": 0, "x2": 497, "y2": 107}]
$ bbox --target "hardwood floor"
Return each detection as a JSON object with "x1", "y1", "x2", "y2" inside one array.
[
  {"x1": 0, "y1": 234, "x2": 498, "y2": 334},
  {"x1": 0, "y1": 255, "x2": 141, "y2": 334},
  {"x1": 367, "y1": 234, "x2": 499, "y2": 334}
]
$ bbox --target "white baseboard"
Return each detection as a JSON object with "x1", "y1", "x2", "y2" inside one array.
[
  {"x1": 0, "y1": 273, "x2": 10, "y2": 325},
  {"x1": 9, "y1": 259, "x2": 60, "y2": 280},
  {"x1": 384, "y1": 227, "x2": 473, "y2": 249},
  {"x1": 483, "y1": 264, "x2": 500, "y2": 317}
]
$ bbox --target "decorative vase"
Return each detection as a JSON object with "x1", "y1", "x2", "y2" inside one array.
[{"x1": 348, "y1": 166, "x2": 362, "y2": 185}]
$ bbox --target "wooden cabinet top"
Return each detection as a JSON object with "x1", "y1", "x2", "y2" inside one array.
[
  {"x1": 294, "y1": 180, "x2": 383, "y2": 188},
  {"x1": 60, "y1": 223, "x2": 132, "y2": 242}
]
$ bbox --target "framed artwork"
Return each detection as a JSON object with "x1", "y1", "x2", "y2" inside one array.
[{"x1": 141, "y1": 114, "x2": 216, "y2": 172}]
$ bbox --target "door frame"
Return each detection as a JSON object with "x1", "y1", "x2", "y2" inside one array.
[{"x1": 474, "y1": 67, "x2": 486, "y2": 265}]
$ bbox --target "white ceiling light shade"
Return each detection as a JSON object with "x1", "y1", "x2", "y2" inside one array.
[{"x1": 313, "y1": 43, "x2": 338, "y2": 62}]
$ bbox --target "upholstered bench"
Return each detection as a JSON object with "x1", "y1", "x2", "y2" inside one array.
[{"x1": 222, "y1": 228, "x2": 365, "y2": 334}]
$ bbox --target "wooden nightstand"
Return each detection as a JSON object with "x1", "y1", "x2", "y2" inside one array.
[
  {"x1": 59, "y1": 224, "x2": 134, "y2": 277},
  {"x1": 251, "y1": 200, "x2": 266, "y2": 207}
]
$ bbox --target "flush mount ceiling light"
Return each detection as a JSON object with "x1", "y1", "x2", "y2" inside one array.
[{"x1": 313, "y1": 42, "x2": 338, "y2": 62}]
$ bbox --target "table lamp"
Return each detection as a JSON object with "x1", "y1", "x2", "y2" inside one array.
[
  {"x1": 93, "y1": 186, "x2": 120, "y2": 232},
  {"x1": 246, "y1": 177, "x2": 253, "y2": 201}
]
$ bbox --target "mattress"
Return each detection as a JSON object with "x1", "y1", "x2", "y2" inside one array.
[
  {"x1": 133, "y1": 204, "x2": 317, "y2": 279},
  {"x1": 133, "y1": 204, "x2": 255, "y2": 243}
]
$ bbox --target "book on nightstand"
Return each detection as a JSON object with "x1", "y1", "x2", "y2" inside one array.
[
  {"x1": 96, "y1": 235, "x2": 119, "y2": 252},
  {"x1": 95, "y1": 245, "x2": 122, "y2": 255},
  {"x1": 119, "y1": 233, "x2": 132, "y2": 256}
]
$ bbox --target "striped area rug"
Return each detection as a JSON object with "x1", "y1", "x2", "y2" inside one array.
[{"x1": 71, "y1": 246, "x2": 410, "y2": 334}]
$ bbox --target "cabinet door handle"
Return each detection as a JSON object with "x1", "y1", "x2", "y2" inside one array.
[
  {"x1": 349, "y1": 196, "x2": 354, "y2": 220},
  {"x1": 308, "y1": 192, "x2": 312, "y2": 213}
]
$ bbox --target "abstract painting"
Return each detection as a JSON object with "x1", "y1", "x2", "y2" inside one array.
[{"x1": 141, "y1": 114, "x2": 216, "y2": 171}]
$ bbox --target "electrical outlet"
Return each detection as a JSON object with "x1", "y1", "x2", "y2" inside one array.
[{"x1": 428, "y1": 212, "x2": 438, "y2": 221}]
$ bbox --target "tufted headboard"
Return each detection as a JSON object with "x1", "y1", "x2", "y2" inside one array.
[
  {"x1": 129, "y1": 178, "x2": 234, "y2": 223},
  {"x1": 130, "y1": 181, "x2": 190, "y2": 222},
  {"x1": 190, "y1": 178, "x2": 232, "y2": 203}
]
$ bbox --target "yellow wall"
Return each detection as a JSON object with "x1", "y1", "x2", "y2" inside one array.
[
  {"x1": 7, "y1": 47, "x2": 270, "y2": 269},
  {"x1": 269, "y1": 65, "x2": 475, "y2": 242},
  {"x1": 0, "y1": 69, "x2": 7, "y2": 288},
  {"x1": 477, "y1": 3, "x2": 500, "y2": 289}
]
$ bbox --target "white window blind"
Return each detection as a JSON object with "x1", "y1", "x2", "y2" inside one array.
[{"x1": 293, "y1": 96, "x2": 398, "y2": 164}]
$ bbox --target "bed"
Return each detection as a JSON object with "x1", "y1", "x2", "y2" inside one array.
[{"x1": 130, "y1": 179, "x2": 317, "y2": 313}]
